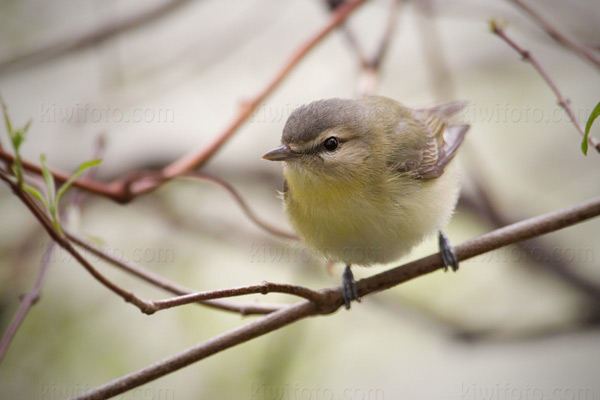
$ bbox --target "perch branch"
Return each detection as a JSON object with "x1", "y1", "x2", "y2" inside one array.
[{"x1": 74, "y1": 195, "x2": 600, "y2": 400}]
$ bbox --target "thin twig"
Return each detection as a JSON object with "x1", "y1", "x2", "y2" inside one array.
[
  {"x1": 0, "y1": 173, "x2": 315, "y2": 316},
  {"x1": 158, "y1": 0, "x2": 369, "y2": 179},
  {"x1": 332, "y1": 0, "x2": 401, "y2": 97},
  {"x1": 0, "y1": 170, "x2": 160, "y2": 313},
  {"x1": 74, "y1": 195, "x2": 600, "y2": 400},
  {"x1": 182, "y1": 171, "x2": 298, "y2": 240},
  {"x1": 150, "y1": 282, "x2": 323, "y2": 312},
  {"x1": 0, "y1": 0, "x2": 195, "y2": 75},
  {"x1": 65, "y1": 231, "x2": 284, "y2": 315},
  {"x1": 0, "y1": 0, "x2": 369, "y2": 203},
  {"x1": 0, "y1": 139, "x2": 104, "y2": 363},
  {"x1": 0, "y1": 241, "x2": 54, "y2": 363},
  {"x1": 507, "y1": 0, "x2": 600, "y2": 70},
  {"x1": 491, "y1": 20, "x2": 600, "y2": 153}
]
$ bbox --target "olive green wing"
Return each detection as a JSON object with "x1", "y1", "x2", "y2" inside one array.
[{"x1": 395, "y1": 102, "x2": 469, "y2": 180}]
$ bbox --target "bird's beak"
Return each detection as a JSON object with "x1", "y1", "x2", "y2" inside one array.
[{"x1": 261, "y1": 145, "x2": 301, "y2": 161}]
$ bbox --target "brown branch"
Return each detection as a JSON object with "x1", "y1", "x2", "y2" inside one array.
[
  {"x1": 0, "y1": 172, "x2": 312, "y2": 316},
  {"x1": 149, "y1": 282, "x2": 323, "y2": 312},
  {"x1": 0, "y1": 240, "x2": 53, "y2": 363},
  {"x1": 491, "y1": 20, "x2": 600, "y2": 153},
  {"x1": 0, "y1": 0, "x2": 369, "y2": 203},
  {"x1": 0, "y1": 140, "x2": 104, "y2": 362},
  {"x1": 0, "y1": 0, "x2": 195, "y2": 75},
  {"x1": 0, "y1": 171, "x2": 160, "y2": 313},
  {"x1": 182, "y1": 171, "x2": 298, "y2": 240},
  {"x1": 74, "y1": 195, "x2": 600, "y2": 400},
  {"x1": 158, "y1": 0, "x2": 369, "y2": 179},
  {"x1": 331, "y1": 0, "x2": 401, "y2": 97},
  {"x1": 65, "y1": 231, "x2": 284, "y2": 315},
  {"x1": 507, "y1": 0, "x2": 600, "y2": 70}
]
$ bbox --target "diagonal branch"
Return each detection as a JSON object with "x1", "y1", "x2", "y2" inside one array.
[
  {"x1": 74, "y1": 195, "x2": 600, "y2": 400},
  {"x1": 0, "y1": 0, "x2": 369, "y2": 203},
  {"x1": 0, "y1": 171, "x2": 320, "y2": 316},
  {"x1": 0, "y1": 240, "x2": 54, "y2": 363},
  {"x1": 507, "y1": 0, "x2": 600, "y2": 70},
  {"x1": 182, "y1": 171, "x2": 297, "y2": 240},
  {"x1": 65, "y1": 231, "x2": 285, "y2": 315},
  {"x1": 491, "y1": 20, "x2": 600, "y2": 153},
  {"x1": 158, "y1": 0, "x2": 369, "y2": 180}
]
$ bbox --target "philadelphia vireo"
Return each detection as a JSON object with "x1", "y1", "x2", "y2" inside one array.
[{"x1": 262, "y1": 96, "x2": 469, "y2": 308}]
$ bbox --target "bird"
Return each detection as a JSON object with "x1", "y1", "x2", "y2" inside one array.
[{"x1": 262, "y1": 96, "x2": 469, "y2": 308}]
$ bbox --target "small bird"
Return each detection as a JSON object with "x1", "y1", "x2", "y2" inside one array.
[{"x1": 262, "y1": 96, "x2": 469, "y2": 309}]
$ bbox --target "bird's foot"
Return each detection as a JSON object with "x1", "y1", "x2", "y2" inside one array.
[
  {"x1": 342, "y1": 264, "x2": 360, "y2": 309},
  {"x1": 439, "y1": 231, "x2": 458, "y2": 272}
]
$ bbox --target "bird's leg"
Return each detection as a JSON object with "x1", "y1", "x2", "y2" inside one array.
[
  {"x1": 438, "y1": 230, "x2": 458, "y2": 272},
  {"x1": 342, "y1": 264, "x2": 360, "y2": 309}
]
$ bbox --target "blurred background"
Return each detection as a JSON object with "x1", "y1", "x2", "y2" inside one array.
[{"x1": 1, "y1": 0, "x2": 600, "y2": 399}]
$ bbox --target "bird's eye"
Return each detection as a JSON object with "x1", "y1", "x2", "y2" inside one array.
[{"x1": 323, "y1": 137, "x2": 339, "y2": 151}]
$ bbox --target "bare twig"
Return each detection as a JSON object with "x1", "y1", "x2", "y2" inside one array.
[
  {"x1": 331, "y1": 0, "x2": 401, "y2": 97},
  {"x1": 0, "y1": 172, "x2": 311, "y2": 316},
  {"x1": 507, "y1": 0, "x2": 600, "y2": 69},
  {"x1": 0, "y1": 0, "x2": 195, "y2": 75},
  {"x1": 65, "y1": 231, "x2": 284, "y2": 315},
  {"x1": 149, "y1": 282, "x2": 323, "y2": 312},
  {"x1": 182, "y1": 171, "x2": 297, "y2": 240},
  {"x1": 491, "y1": 20, "x2": 600, "y2": 153},
  {"x1": 0, "y1": 138, "x2": 104, "y2": 363},
  {"x1": 74, "y1": 195, "x2": 600, "y2": 400},
  {"x1": 0, "y1": 241, "x2": 54, "y2": 363},
  {"x1": 159, "y1": 0, "x2": 369, "y2": 179},
  {"x1": 0, "y1": 0, "x2": 369, "y2": 203}
]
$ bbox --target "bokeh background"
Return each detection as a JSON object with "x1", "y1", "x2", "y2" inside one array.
[{"x1": 1, "y1": 0, "x2": 600, "y2": 399}]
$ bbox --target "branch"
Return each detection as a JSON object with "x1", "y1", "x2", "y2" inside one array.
[
  {"x1": 0, "y1": 138, "x2": 103, "y2": 362},
  {"x1": 74, "y1": 195, "x2": 600, "y2": 400},
  {"x1": 0, "y1": 171, "x2": 314, "y2": 316},
  {"x1": 0, "y1": 0, "x2": 195, "y2": 75},
  {"x1": 507, "y1": 0, "x2": 600, "y2": 70},
  {"x1": 0, "y1": 240, "x2": 53, "y2": 363},
  {"x1": 182, "y1": 171, "x2": 297, "y2": 240},
  {"x1": 330, "y1": 0, "x2": 401, "y2": 97},
  {"x1": 0, "y1": 0, "x2": 369, "y2": 203},
  {"x1": 159, "y1": 0, "x2": 369, "y2": 179},
  {"x1": 65, "y1": 231, "x2": 284, "y2": 315},
  {"x1": 491, "y1": 20, "x2": 600, "y2": 153}
]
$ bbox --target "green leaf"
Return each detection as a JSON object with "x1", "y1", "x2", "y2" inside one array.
[
  {"x1": 40, "y1": 154, "x2": 56, "y2": 204},
  {"x1": 582, "y1": 101, "x2": 600, "y2": 155},
  {"x1": 23, "y1": 184, "x2": 50, "y2": 210},
  {"x1": 55, "y1": 159, "x2": 102, "y2": 205}
]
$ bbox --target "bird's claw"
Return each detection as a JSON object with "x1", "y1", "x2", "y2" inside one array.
[
  {"x1": 439, "y1": 231, "x2": 459, "y2": 272},
  {"x1": 342, "y1": 264, "x2": 360, "y2": 309}
]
